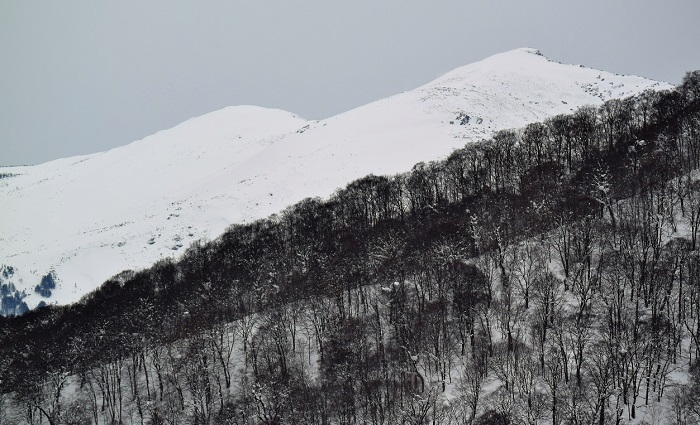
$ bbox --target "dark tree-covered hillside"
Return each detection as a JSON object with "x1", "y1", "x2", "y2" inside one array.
[{"x1": 1, "y1": 71, "x2": 700, "y2": 424}]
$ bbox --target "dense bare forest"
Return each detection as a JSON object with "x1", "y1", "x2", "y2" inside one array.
[{"x1": 1, "y1": 71, "x2": 700, "y2": 424}]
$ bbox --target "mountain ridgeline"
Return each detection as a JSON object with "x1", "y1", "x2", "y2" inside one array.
[
  {"x1": 1, "y1": 71, "x2": 700, "y2": 423},
  {"x1": 0, "y1": 48, "x2": 670, "y2": 312}
]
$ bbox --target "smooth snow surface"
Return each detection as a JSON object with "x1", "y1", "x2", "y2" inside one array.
[{"x1": 0, "y1": 48, "x2": 672, "y2": 308}]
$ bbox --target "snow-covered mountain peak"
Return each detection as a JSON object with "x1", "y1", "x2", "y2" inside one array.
[
  {"x1": 148, "y1": 105, "x2": 307, "y2": 140},
  {"x1": 430, "y1": 47, "x2": 549, "y2": 84},
  {"x1": 427, "y1": 47, "x2": 668, "y2": 102},
  {"x1": 0, "y1": 50, "x2": 673, "y2": 313}
]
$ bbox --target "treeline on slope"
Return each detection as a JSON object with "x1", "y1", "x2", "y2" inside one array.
[{"x1": 0, "y1": 71, "x2": 699, "y2": 424}]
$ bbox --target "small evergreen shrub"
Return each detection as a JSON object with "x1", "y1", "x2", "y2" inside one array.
[{"x1": 35, "y1": 271, "x2": 57, "y2": 297}]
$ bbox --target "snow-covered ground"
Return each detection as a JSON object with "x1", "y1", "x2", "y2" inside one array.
[{"x1": 0, "y1": 48, "x2": 672, "y2": 310}]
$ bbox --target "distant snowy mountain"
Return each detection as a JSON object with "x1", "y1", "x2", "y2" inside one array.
[{"x1": 0, "y1": 48, "x2": 672, "y2": 312}]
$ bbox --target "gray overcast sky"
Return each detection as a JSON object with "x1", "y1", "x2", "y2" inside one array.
[{"x1": 1, "y1": 1, "x2": 699, "y2": 166}]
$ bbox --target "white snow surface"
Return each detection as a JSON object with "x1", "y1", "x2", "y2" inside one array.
[{"x1": 0, "y1": 48, "x2": 673, "y2": 308}]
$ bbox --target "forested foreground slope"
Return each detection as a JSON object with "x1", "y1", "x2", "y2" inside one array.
[{"x1": 2, "y1": 72, "x2": 700, "y2": 424}]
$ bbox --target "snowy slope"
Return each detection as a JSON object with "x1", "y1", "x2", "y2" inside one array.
[{"x1": 0, "y1": 48, "x2": 672, "y2": 310}]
